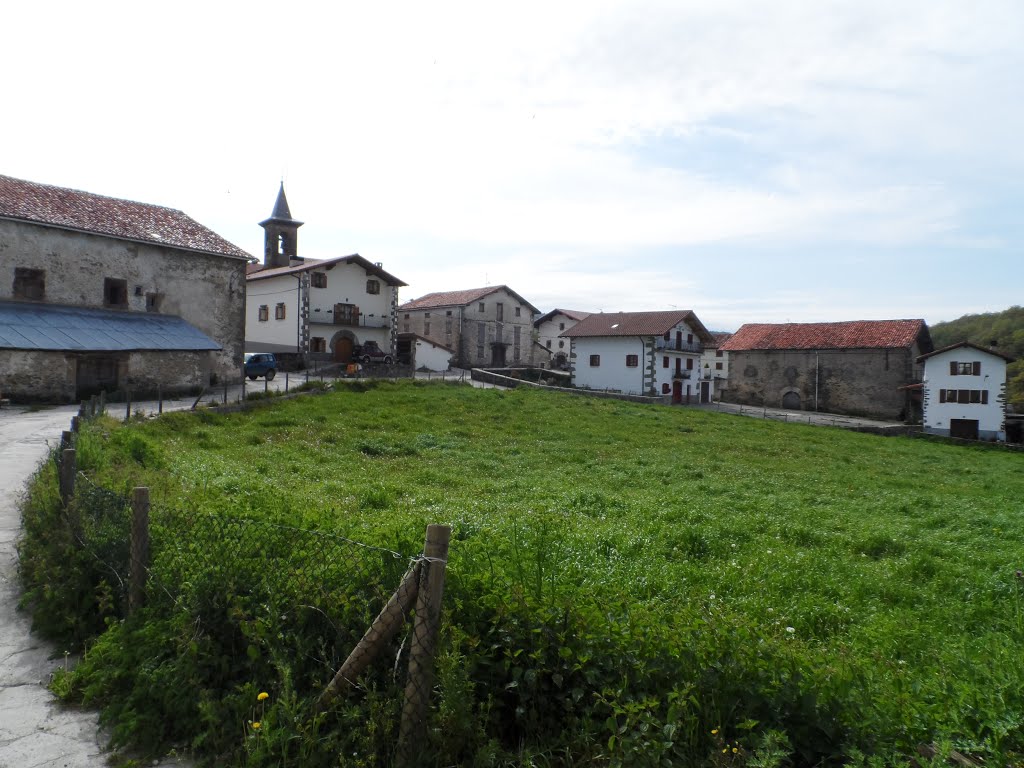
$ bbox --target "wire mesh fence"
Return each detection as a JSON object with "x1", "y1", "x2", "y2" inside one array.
[{"x1": 52, "y1": 436, "x2": 449, "y2": 766}]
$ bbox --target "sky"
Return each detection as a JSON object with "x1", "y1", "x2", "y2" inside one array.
[{"x1": 4, "y1": 1, "x2": 1022, "y2": 332}]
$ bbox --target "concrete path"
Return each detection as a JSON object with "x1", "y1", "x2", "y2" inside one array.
[
  {"x1": 0, "y1": 404, "x2": 188, "y2": 767},
  {"x1": 693, "y1": 400, "x2": 908, "y2": 430}
]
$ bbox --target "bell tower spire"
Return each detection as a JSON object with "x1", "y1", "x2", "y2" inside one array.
[{"x1": 259, "y1": 182, "x2": 303, "y2": 268}]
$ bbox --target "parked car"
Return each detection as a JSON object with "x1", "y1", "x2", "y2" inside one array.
[
  {"x1": 352, "y1": 340, "x2": 393, "y2": 365},
  {"x1": 244, "y1": 352, "x2": 277, "y2": 380}
]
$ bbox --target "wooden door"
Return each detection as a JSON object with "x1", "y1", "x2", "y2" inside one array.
[
  {"x1": 672, "y1": 380, "x2": 682, "y2": 404},
  {"x1": 700, "y1": 381, "x2": 710, "y2": 403},
  {"x1": 334, "y1": 336, "x2": 354, "y2": 362},
  {"x1": 950, "y1": 419, "x2": 979, "y2": 440}
]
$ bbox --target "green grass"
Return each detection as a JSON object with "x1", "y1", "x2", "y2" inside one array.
[{"x1": 22, "y1": 381, "x2": 1024, "y2": 766}]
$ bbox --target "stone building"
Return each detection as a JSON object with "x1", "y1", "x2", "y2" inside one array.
[
  {"x1": 0, "y1": 174, "x2": 251, "y2": 402},
  {"x1": 399, "y1": 286, "x2": 542, "y2": 368},
  {"x1": 245, "y1": 185, "x2": 406, "y2": 362},
  {"x1": 719, "y1": 320, "x2": 933, "y2": 420}
]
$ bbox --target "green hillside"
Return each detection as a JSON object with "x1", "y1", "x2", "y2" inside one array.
[
  {"x1": 931, "y1": 305, "x2": 1024, "y2": 406},
  {"x1": 21, "y1": 383, "x2": 1024, "y2": 766}
]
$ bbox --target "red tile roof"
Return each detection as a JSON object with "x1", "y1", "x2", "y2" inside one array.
[
  {"x1": 720, "y1": 320, "x2": 928, "y2": 351},
  {"x1": 247, "y1": 254, "x2": 407, "y2": 286},
  {"x1": 0, "y1": 174, "x2": 252, "y2": 260},
  {"x1": 562, "y1": 310, "x2": 713, "y2": 341},
  {"x1": 400, "y1": 285, "x2": 539, "y2": 314}
]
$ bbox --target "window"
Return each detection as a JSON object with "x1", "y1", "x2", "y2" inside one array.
[
  {"x1": 258, "y1": 305, "x2": 269, "y2": 322},
  {"x1": 663, "y1": 356, "x2": 669, "y2": 369},
  {"x1": 445, "y1": 317, "x2": 453, "y2": 334},
  {"x1": 424, "y1": 322, "x2": 431, "y2": 335},
  {"x1": 559, "y1": 322, "x2": 565, "y2": 331},
  {"x1": 950, "y1": 361, "x2": 981, "y2": 376},
  {"x1": 662, "y1": 383, "x2": 670, "y2": 394},
  {"x1": 404, "y1": 313, "x2": 410, "y2": 319},
  {"x1": 366, "y1": 279, "x2": 380, "y2": 294},
  {"x1": 942, "y1": 389, "x2": 988, "y2": 404},
  {"x1": 446, "y1": 310, "x2": 452, "y2": 316},
  {"x1": 334, "y1": 303, "x2": 359, "y2": 325},
  {"x1": 311, "y1": 272, "x2": 327, "y2": 288},
  {"x1": 687, "y1": 334, "x2": 693, "y2": 344},
  {"x1": 145, "y1": 292, "x2": 162, "y2": 312},
  {"x1": 478, "y1": 325, "x2": 485, "y2": 343},
  {"x1": 104, "y1": 277, "x2": 128, "y2": 307},
  {"x1": 404, "y1": 323, "x2": 410, "y2": 333},
  {"x1": 715, "y1": 362, "x2": 723, "y2": 370},
  {"x1": 589, "y1": 354, "x2": 601, "y2": 367},
  {"x1": 686, "y1": 357, "x2": 694, "y2": 370},
  {"x1": 716, "y1": 350, "x2": 723, "y2": 358},
  {"x1": 311, "y1": 337, "x2": 327, "y2": 353},
  {"x1": 626, "y1": 354, "x2": 639, "y2": 367},
  {"x1": 515, "y1": 306, "x2": 521, "y2": 317},
  {"x1": 275, "y1": 303, "x2": 287, "y2": 320},
  {"x1": 425, "y1": 312, "x2": 431, "y2": 319},
  {"x1": 558, "y1": 340, "x2": 564, "y2": 349},
  {"x1": 13, "y1": 267, "x2": 45, "y2": 300},
  {"x1": 478, "y1": 302, "x2": 485, "y2": 312},
  {"x1": 546, "y1": 340, "x2": 552, "y2": 349},
  {"x1": 496, "y1": 303, "x2": 504, "y2": 321}
]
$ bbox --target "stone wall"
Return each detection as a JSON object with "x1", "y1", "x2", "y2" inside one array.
[{"x1": 720, "y1": 347, "x2": 919, "y2": 420}]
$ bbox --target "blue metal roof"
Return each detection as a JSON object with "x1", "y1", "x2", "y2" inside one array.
[{"x1": 0, "y1": 301, "x2": 221, "y2": 352}]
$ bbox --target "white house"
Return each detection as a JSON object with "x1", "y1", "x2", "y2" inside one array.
[
  {"x1": 700, "y1": 331, "x2": 733, "y2": 388},
  {"x1": 918, "y1": 341, "x2": 1012, "y2": 441},
  {"x1": 245, "y1": 185, "x2": 406, "y2": 362},
  {"x1": 562, "y1": 310, "x2": 716, "y2": 403},
  {"x1": 535, "y1": 309, "x2": 589, "y2": 370},
  {"x1": 397, "y1": 333, "x2": 454, "y2": 372}
]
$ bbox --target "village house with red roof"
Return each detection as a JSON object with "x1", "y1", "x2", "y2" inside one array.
[
  {"x1": 399, "y1": 286, "x2": 542, "y2": 369},
  {"x1": 719, "y1": 319, "x2": 933, "y2": 420},
  {"x1": 245, "y1": 184, "x2": 406, "y2": 364},
  {"x1": 0, "y1": 173, "x2": 252, "y2": 402},
  {"x1": 561, "y1": 310, "x2": 717, "y2": 402}
]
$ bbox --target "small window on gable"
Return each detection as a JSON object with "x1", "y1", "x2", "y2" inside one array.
[
  {"x1": 515, "y1": 306, "x2": 521, "y2": 317},
  {"x1": 716, "y1": 350, "x2": 723, "y2": 358},
  {"x1": 104, "y1": 277, "x2": 128, "y2": 307},
  {"x1": 258, "y1": 305, "x2": 269, "y2": 322},
  {"x1": 13, "y1": 267, "x2": 45, "y2": 300},
  {"x1": 366, "y1": 279, "x2": 381, "y2": 294},
  {"x1": 626, "y1": 354, "x2": 639, "y2": 367},
  {"x1": 559, "y1": 322, "x2": 565, "y2": 331},
  {"x1": 311, "y1": 272, "x2": 327, "y2": 288},
  {"x1": 589, "y1": 354, "x2": 601, "y2": 367},
  {"x1": 687, "y1": 333, "x2": 693, "y2": 344},
  {"x1": 478, "y1": 302, "x2": 485, "y2": 312},
  {"x1": 275, "y1": 303, "x2": 286, "y2": 320}
]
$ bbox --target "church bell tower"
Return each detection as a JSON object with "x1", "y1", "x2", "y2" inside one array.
[{"x1": 259, "y1": 182, "x2": 303, "y2": 268}]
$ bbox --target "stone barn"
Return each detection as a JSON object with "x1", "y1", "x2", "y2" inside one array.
[
  {"x1": 0, "y1": 174, "x2": 251, "y2": 402},
  {"x1": 719, "y1": 320, "x2": 933, "y2": 421}
]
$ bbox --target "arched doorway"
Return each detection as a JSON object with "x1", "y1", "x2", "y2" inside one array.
[
  {"x1": 331, "y1": 331, "x2": 357, "y2": 363},
  {"x1": 782, "y1": 391, "x2": 802, "y2": 410}
]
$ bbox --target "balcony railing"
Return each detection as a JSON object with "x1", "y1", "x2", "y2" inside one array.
[
  {"x1": 309, "y1": 308, "x2": 389, "y2": 329},
  {"x1": 655, "y1": 338, "x2": 703, "y2": 353}
]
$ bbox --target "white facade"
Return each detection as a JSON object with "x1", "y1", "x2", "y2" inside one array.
[
  {"x1": 246, "y1": 257, "x2": 401, "y2": 360},
  {"x1": 568, "y1": 317, "x2": 710, "y2": 402},
  {"x1": 411, "y1": 336, "x2": 454, "y2": 371},
  {"x1": 535, "y1": 310, "x2": 588, "y2": 369},
  {"x1": 920, "y1": 344, "x2": 1008, "y2": 441}
]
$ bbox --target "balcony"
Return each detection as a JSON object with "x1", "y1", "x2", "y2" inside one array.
[
  {"x1": 309, "y1": 307, "x2": 390, "y2": 329},
  {"x1": 655, "y1": 337, "x2": 703, "y2": 353},
  {"x1": 672, "y1": 370, "x2": 692, "y2": 380}
]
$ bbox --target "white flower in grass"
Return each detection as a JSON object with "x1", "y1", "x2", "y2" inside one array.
[{"x1": 786, "y1": 626, "x2": 796, "y2": 634}]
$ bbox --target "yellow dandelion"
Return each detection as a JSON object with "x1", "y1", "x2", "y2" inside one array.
[
  {"x1": 732, "y1": 747, "x2": 738, "y2": 754},
  {"x1": 251, "y1": 721, "x2": 261, "y2": 730},
  {"x1": 257, "y1": 691, "x2": 269, "y2": 701},
  {"x1": 711, "y1": 728, "x2": 719, "y2": 735},
  {"x1": 722, "y1": 748, "x2": 728, "y2": 754}
]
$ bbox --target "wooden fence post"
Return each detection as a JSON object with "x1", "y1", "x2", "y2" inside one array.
[
  {"x1": 99, "y1": 390, "x2": 106, "y2": 415},
  {"x1": 125, "y1": 389, "x2": 132, "y2": 422},
  {"x1": 61, "y1": 430, "x2": 74, "y2": 451},
  {"x1": 59, "y1": 448, "x2": 76, "y2": 508},
  {"x1": 157, "y1": 383, "x2": 163, "y2": 414},
  {"x1": 71, "y1": 415, "x2": 80, "y2": 433},
  {"x1": 396, "y1": 524, "x2": 451, "y2": 766},
  {"x1": 129, "y1": 487, "x2": 150, "y2": 613}
]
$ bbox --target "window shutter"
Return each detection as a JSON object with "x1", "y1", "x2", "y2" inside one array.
[
  {"x1": 949, "y1": 361, "x2": 957, "y2": 376},
  {"x1": 939, "y1": 390, "x2": 946, "y2": 403},
  {"x1": 982, "y1": 390, "x2": 989, "y2": 404},
  {"x1": 972, "y1": 361, "x2": 981, "y2": 376}
]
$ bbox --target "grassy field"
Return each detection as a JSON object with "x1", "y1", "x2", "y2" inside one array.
[{"x1": 24, "y1": 381, "x2": 1024, "y2": 766}]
